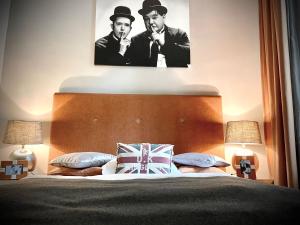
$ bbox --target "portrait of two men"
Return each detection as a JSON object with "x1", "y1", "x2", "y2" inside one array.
[{"x1": 94, "y1": 0, "x2": 190, "y2": 68}]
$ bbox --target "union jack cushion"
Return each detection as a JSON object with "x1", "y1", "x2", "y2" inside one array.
[{"x1": 116, "y1": 143, "x2": 174, "y2": 174}]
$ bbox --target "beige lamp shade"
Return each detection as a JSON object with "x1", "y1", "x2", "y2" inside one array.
[
  {"x1": 225, "y1": 120, "x2": 262, "y2": 145},
  {"x1": 3, "y1": 120, "x2": 42, "y2": 145}
]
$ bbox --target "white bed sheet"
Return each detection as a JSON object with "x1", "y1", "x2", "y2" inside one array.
[{"x1": 26, "y1": 172, "x2": 233, "y2": 181}]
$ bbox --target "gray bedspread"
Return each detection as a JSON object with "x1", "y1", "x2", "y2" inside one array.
[{"x1": 0, "y1": 176, "x2": 299, "y2": 225}]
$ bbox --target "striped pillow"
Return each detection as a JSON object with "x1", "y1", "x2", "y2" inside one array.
[{"x1": 116, "y1": 143, "x2": 174, "y2": 174}]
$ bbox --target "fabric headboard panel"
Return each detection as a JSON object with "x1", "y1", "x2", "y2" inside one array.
[{"x1": 49, "y1": 93, "x2": 224, "y2": 171}]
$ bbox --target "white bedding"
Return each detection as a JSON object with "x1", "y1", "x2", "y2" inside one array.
[{"x1": 26, "y1": 172, "x2": 233, "y2": 181}]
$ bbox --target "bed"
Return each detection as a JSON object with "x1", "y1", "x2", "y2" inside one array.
[{"x1": 0, "y1": 93, "x2": 299, "y2": 225}]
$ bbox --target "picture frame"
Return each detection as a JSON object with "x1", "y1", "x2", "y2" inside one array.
[
  {"x1": 233, "y1": 155, "x2": 256, "y2": 180},
  {"x1": 94, "y1": 0, "x2": 191, "y2": 67},
  {"x1": 0, "y1": 160, "x2": 28, "y2": 180}
]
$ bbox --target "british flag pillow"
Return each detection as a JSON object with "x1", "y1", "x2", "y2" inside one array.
[{"x1": 116, "y1": 143, "x2": 174, "y2": 174}]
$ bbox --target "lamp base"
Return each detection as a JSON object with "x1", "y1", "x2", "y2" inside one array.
[{"x1": 10, "y1": 149, "x2": 36, "y2": 171}]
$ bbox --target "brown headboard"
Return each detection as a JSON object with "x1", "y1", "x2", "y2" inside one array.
[{"x1": 49, "y1": 93, "x2": 224, "y2": 171}]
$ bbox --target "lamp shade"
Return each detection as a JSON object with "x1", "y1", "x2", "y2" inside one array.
[
  {"x1": 225, "y1": 120, "x2": 262, "y2": 144},
  {"x1": 3, "y1": 120, "x2": 42, "y2": 145}
]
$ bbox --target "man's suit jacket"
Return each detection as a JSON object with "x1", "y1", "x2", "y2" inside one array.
[
  {"x1": 129, "y1": 26, "x2": 190, "y2": 67},
  {"x1": 94, "y1": 32, "x2": 130, "y2": 66}
]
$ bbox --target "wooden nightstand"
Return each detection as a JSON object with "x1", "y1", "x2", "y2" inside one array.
[{"x1": 256, "y1": 179, "x2": 274, "y2": 184}]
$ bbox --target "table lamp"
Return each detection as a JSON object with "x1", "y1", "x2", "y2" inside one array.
[
  {"x1": 225, "y1": 120, "x2": 262, "y2": 179},
  {"x1": 2, "y1": 120, "x2": 43, "y2": 171}
]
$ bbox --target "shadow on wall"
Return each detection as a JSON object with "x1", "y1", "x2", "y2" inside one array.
[
  {"x1": 59, "y1": 68, "x2": 220, "y2": 96},
  {"x1": 223, "y1": 104, "x2": 264, "y2": 122},
  {"x1": 0, "y1": 86, "x2": 52, "y2": 121},
  {"x1": 0, "y1": 87, "x2": 51, "y2": 159}
]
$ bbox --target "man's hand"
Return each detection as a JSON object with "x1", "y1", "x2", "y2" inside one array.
[
  {"x1": 151, "y1": 26, "x2": 165, "y2": 46},
  {"x1": 95, "y1": 37, "x2": 108, "y2": 48},
  {"x1": 119, "y1": 33, "x2": 131, "y2": 56}
]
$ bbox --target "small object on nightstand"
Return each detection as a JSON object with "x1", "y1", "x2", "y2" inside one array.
[
  {"x1": 234, "y1": 155, "x2": 256, "y2": 179},
  {"x1": 0, "y1": 160, "x2": 28, "y2": 180}
]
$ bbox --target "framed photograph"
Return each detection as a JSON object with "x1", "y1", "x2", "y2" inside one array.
[
  {"x1": 0, "y1": 160, "x2": 28, "y2": 180},
  {"x1": 94, "y1": 0, "x2": 190, "y2": 68},
  {"x1": 5, "y1": 164, "x2": 23, "y2": 176},
  {"x1": 234, "y1": 156, "x2": 256, "y2": 180}
]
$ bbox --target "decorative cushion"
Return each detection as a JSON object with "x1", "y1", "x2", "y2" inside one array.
[
  {"x1": 116, "y1": 143, "x2": 174, "y2": 174},
  {"x1": 102, "y1": 158, "x2": 180, "y2": 175},
  {"x1": 48, "y1": 167, "x2": 102, "y2": 176},
  {"x1": 173, "y1": 153, "x2": 230, "y2": 168},
  {"x1": 50, "y1": 152, "x2": 116, "y2": 168}
]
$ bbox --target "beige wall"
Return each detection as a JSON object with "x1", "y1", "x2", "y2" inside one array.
[{"x1": 0, "y1": 0, "x2": 269, "y2": 178}]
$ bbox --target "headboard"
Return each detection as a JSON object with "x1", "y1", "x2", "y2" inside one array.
[{"x1": 49, "y1": 93, "x2": 224, "y2": 172}]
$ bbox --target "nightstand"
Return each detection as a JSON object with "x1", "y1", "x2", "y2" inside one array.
[{"x1": 256, "y1": 179, "x2": 274, "y2": 184}]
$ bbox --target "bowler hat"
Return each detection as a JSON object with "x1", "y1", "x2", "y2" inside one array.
[
  {"x1": 138, "y1": 0, "x2": 168, "y2": 15},
  {"x1": 110, "y1": 6, "x2": 135, "y2": 22}
]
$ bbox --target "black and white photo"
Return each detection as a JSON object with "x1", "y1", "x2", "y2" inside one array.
[
  {"x1": 5, "y1": 164, "x2": 23, "y2": 176},
  {"x1": 240, "y1": 159, "x2": 252, "y2": 175},
  {"x1": 94, "y1": 0, "x2": 190, "y2": 68}
]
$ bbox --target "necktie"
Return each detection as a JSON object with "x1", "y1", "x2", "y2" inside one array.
[{"x1": 150, "y1": 42, "x2": 159, "y2": 66}]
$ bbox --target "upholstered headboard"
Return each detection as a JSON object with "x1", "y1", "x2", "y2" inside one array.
[{"x1": 49, "y1": 93, "x2": 224, "y2": 171}]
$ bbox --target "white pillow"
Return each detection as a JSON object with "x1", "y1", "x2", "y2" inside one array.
[
  {"x1": 50, "y1": 152, "x2": 116, "y2": 168},
  {"x1": 173, "y1": 153, "x2": 230, "y2": 168},
  {"x1": 102, "y1": 158, "x2": 181, "y2": 175},
  {"x1": 102, "y1": 158, "x2": 117, "y2": 175},
  {"x1": 214, "y1": 155, "x2": 231, "y2": 167}
]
